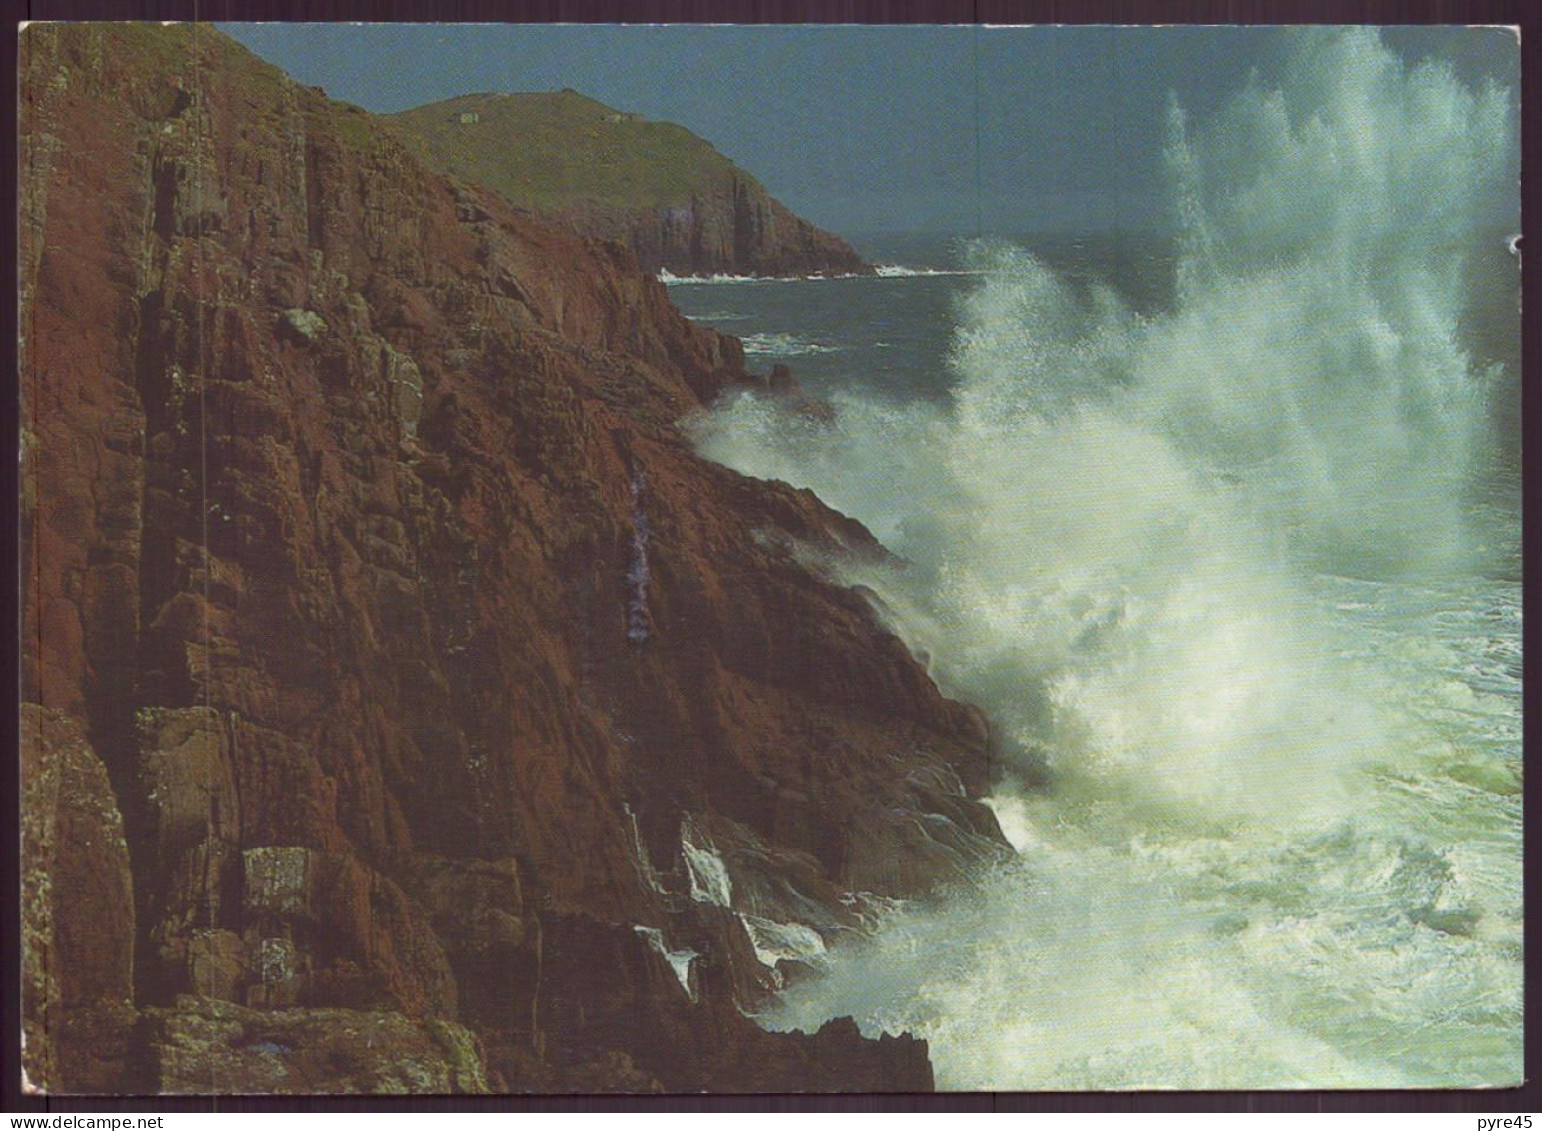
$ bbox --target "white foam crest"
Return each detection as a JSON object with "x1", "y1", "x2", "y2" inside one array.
[
  {"x1": 623, "y1": 803, "x2": 667, "y2": 895},
  {"x1": 767, "y1": 809, "x2": 1519, "y2": 1088},
  {"x1": 664, "y1": 267, "x2": 979, "y2": 284},
  {"x1": 740, "y1": 331, "x2": 839, "y2": 357},
  {"x1": 660, "y1": 270, "x2": 869, "y2": 285},
  {"x1": 700, "y1": 28, "x2": 1519, "y2": 1087},
  {"x1": 680, "y1": 818, "x2": 734, "y2": 907},
  {"x1": 874, "y1": 264, "x2": 983, "y2": 278},
  {"x1": 634, "y1": 925, "x2": 699, "y2": 1000}
]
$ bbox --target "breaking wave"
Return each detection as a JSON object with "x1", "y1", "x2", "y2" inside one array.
[
  {"x1": 740, "y1": 332, "x2": 840, "y2": 358},
  {"x1": 692, "y1": 28, "x2": 1520, "y2": 1088},
  {"x1": 874, "y1": 264, "x2": 983, "y2": 277}
]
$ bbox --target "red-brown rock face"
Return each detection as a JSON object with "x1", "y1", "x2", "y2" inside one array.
[
  {"x1": 20, "y1": 707, "x2": 137, "y2": 1094},
  {"x1": 387, "y1": 91, "x2": 873, "y2": 280},
  {"x1": 19, "y1": 23, "x2": 1006, "y2": 1093},
  {"x1": 549, "y1": 187, "x2": 873, "y2": 278}
]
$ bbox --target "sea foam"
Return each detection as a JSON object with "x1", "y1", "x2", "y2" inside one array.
[{"x1": 698, "y1": 28, "x2": 1519, "y2": 1088}]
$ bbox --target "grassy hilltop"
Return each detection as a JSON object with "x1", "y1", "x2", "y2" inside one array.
[
  {"x1": 392, "y1": 90, "x2": 739, "y2": 212},
  {"x1": 390, "y1": 90, "x2": 868, "y2": 277}
]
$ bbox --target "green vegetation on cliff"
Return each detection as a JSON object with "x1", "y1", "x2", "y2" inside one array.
[{"x1": 392, "y1": 91, "x2": 736, "y2": 211}]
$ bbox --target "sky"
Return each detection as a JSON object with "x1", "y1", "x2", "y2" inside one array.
[{"x1": 221, "y1": 23, "x2": 1519, "y2": 237}]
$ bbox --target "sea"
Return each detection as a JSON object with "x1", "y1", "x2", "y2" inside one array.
[{"x1": 665, "y1": 30, "x2": 1522, "y2": 1091}]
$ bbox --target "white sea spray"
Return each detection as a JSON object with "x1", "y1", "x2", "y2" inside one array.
[
  {"x1": 680, "y1": 817, "x2": 734, "y2": 907},
  {"x1": 740, "y1": 914, "x2": 829, "y2": 969},
  {"x1": 696, "y1": 28, "x2": 1520, "y2": 1088},
  {"x1": 634, "y1": 925, "x2": 699, "y2": 1000}
]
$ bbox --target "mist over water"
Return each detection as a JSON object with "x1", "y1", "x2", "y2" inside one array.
[{"x1": 688, "y1": 29, "x2": 1520, "y2": 1088}]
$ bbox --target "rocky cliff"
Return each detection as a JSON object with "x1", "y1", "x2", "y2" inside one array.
[
  {"x1": 19, "y1": 23, "x2": 1006, "y2": 1094},
  {"x1": 389, "y1": 91, "x2": 871, "y2": 278}
]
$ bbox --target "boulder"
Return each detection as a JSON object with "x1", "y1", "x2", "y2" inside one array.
[
  {"x1": 20, "y1": 706, "x2": 138, "y2": 1093},
  {"x1": 147, "y1": 996, "x2": 489, "y2": 1094}
]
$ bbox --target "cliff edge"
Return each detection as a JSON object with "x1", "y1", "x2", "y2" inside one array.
[
  {"x1": 20, "y1": 23, "x2": 1003, "y2": 1094},
  {"x1": 389, "y1": 91, "x2": 871, "y2": 278}
]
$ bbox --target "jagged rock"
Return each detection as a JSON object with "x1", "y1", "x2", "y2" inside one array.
[
  {"x1": 19, "y1": 22, "x2": 1008, "y2": 1093},
  {"x1": 402, "y1": 855, "x2": 527, "y2": 1026},
  {"x1": 20, "y1": 706, "x2": 138, "y2": 1093},
  {"x1": 382, "y1": 342, "x2": 424, "y2": 438},
  {"x1": 185, "y1": 929, "x2": 247, "y2": 1001},
  {"x1": 768, "y1": 363, "x2": 797, "y2": 394},
  {"x1": 147, "y1": 996, "x2": 489, "y2": 1094},
  {"x1": 277, "y1": 308, "x2": 327, "y2": 344},
  {"x1": 559, "y1": 1051, "x2": 665, "y2": 1094},
  {"x1": 237, "y1": 846, "x2": 458, "y2": 1017},
  {"x1": 529, "y1": 911, "x2": 931, "y2": 1092}
]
